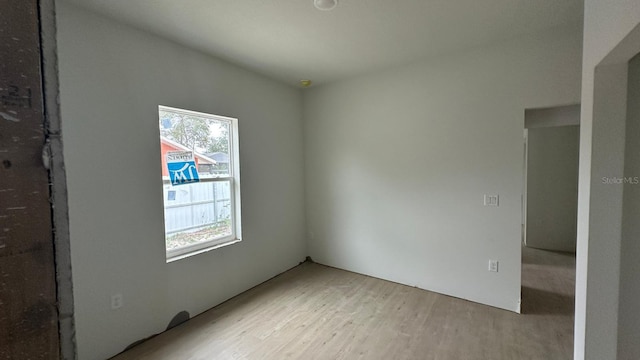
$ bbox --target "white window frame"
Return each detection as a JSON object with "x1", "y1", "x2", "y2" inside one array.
[{"x1": 159, "y1": 105, "x2": 242, "y2": 262}]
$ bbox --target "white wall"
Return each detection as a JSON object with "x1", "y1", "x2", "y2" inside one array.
[
  {"x1": 525, "y1": 105, "x2": 580, "y2": 129},
  {"x1": 618, "y1": 53, "x2": 640, "y2": 360},
  {"x1": 303, "y1": 26, "x2": 582, "y2": 312},
  {"x1": 56, "y1": 2, "x2": 306, "y2": 359},
  {"x1": 576, "y1": 1, "x2": 640, "y2": 359},
  {"x1": 525, "y1": 125, "x2": 579, "y2": 253}
]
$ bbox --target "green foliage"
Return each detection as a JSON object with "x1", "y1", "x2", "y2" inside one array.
[
  {"x1": 160, "y1": 110, "x2": 210, "y2": 150},
  {"x1": 159, "y1": 110, "x2": 230, "y2": 156},
  {"x1": 206, "y1": 122, "x2": 230, "y2": 154}
]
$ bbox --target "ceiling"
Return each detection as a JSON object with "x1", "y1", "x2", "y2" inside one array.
[{"x1": 63, "y1": 0, "x2": 584, "y2": 87}]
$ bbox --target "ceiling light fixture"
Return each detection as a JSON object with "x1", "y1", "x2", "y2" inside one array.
[
  {"x1": 300, "y1": 79, "x2": 313, "y2": 87},
  {"x1": 314, "y1": 0, "x2": 338, "y2": 11}
]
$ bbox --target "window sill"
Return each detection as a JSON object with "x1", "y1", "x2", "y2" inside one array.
[{"x1": 166, "y1": 238, "x2": 241, "y2": 263}]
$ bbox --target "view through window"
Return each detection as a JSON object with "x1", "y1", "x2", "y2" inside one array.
[{"x1": 159, "y1": 106, "x2": 241, "y2": 260}]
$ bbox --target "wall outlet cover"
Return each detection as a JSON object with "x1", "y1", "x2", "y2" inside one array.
[
  {"x1": 111, "y1": 294, "x2": 123, "y2": 309},
  {"x1": 488, "y1": 260, "x2": 499, "y2": 272}
]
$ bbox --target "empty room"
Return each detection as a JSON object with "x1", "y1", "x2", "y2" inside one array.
[{"x1": 2, "y1": 0, "x2": 640, "y2": 359}]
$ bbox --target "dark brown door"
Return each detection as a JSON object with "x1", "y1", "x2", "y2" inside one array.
[{"x1": 0, "y1": 0, "x2": 60, "y2": 358}]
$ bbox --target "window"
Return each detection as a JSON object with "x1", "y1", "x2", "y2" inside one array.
[{"x1": 158, "y1": 105, "x2": 241, "y2": 261}]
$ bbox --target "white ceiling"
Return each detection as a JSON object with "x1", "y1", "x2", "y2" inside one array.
[{"x1": 63, "y1": 0, "x2": 584, "y2": 87}]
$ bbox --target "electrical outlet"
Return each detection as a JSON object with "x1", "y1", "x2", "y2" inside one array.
[
  {"x1": 484, "y1": 194, "x2": 499, "y2": 206},
  {"x1": 488, "y1": 260, "x2": 499, "y2": 272},
  {"x1": 111, "y1": 294, "x2": 123, "y2": 310}
]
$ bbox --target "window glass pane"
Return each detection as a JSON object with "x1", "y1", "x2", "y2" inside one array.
[
  {"x1": 159, "y1": 109, "x2": 231, "y2": 178},
  {"x1": 159, "y1": 106, "x2": 236, "y2": 256},
  {"x1": 163, "y1": 180, "x2": 232, "y2": 251},
  {"x1": 208, "y1": 121, "x2": 230, "y2": 177}
]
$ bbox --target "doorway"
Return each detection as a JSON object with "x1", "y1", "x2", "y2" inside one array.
[
  {"x1": 523, "y1": 105, "x2": 580, "y2": 252},
  {"x1": 520, "y1": 105, "x2": 580, "y2": 321}
]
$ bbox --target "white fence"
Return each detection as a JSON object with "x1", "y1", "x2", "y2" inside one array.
[{"x1": 162, "y1": 180, "x2": 231, "y2": 234}]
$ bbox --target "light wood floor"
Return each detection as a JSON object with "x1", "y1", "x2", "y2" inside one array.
[{"x1": 112, "y1": 247, "x2": 575, "y2": 360}]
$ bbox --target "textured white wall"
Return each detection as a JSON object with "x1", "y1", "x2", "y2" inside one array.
[
  {"x1": 618, "y1": 53, "x2": 640, "y2": 360},
  {"x1": 576, "y1": 1, "x2": 640, "y2": 359},
  {"x1": 525, "y1": 125, "x2": 579, "y2": 252},
  {"x1": 525, "y1": 105, "x2": 580, "y2": 129},
  {"x1": 56, "y1": 2, "x2": 306, "y2": 359},
  {"x1": 303, "y1": 26, "x2": 582, "y2": 313}
]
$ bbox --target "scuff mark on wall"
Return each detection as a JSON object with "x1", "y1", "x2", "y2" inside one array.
[{"x1": 0, "y1": 111, "x2": 20, "y2": 122}]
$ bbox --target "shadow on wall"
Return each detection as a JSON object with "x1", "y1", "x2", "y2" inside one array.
[{"x1": 123, "y1": 311, "x2": 191, "y2": 352}]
